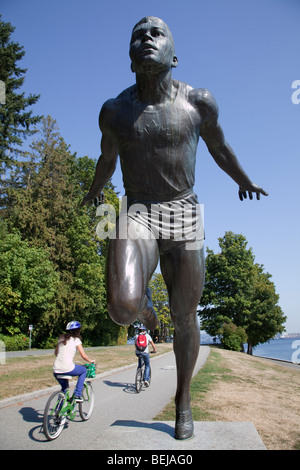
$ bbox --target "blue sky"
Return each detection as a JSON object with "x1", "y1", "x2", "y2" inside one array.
[{"x1": 2, "y1": 0, "x2": 299, "y2": 332}]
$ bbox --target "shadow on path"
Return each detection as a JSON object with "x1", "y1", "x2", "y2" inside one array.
[{"x1": 111, "y1": 419, "x2": 174, "y2": 437}]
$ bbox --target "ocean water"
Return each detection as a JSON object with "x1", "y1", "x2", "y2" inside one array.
[{"x1": 252, "y1": 337, "x2": 300, "y2": 363}]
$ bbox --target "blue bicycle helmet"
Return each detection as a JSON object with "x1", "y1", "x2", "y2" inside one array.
[{"x1": 66, "y1": 320, "x2": 81, "y2": 331}]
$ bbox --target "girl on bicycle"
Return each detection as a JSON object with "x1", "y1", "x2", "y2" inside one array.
[{"x1": 53, "y1": 321, "x2": 95, "y2": 402}]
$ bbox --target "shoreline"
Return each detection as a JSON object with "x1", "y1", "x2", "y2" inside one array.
[{"x1": 252, "y1": 354, "x2": 300, "y2": 370}]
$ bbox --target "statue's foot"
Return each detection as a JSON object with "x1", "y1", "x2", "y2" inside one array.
[
  {"x1": 138, "y1": 288, "x2": 158, "y2": 331},
  {"x1": 174, "y1": 408, "x2": 194, "y2": 440}
]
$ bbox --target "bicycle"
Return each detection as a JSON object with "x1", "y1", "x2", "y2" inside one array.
[
  {"x1": 43, "y1": 363, "x2": 95, "y2": 440},
  {"x1": 135, "y1": 351, "x2": 155, "y2": 393}
]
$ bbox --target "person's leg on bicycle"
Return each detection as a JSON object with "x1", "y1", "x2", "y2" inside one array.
[
  {"x1": 136, "y1": 352, "x2": 143, "y2": 369},
  {"x1": 142, "y1": 352, "x2": 150, "y2": 385},
  {"x1": 62, "y1": 364, "x2": 87, "y2": 401},
  {"x1": 53, "y1": 374, "x2": 69, "y2": 394}
]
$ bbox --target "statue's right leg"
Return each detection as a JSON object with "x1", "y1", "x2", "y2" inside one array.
[
  {"x1": 106, "y1": 218, "x2": 159, "y2": 329},
  {"x1": 160, "y1": 244, "x2": 205, "y2": 439}
]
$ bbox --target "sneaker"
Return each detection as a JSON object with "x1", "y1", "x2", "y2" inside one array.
[
  {"x1": 175, "y1": 408, "x2": 194, "y2": 440},
  {"x1": 144, "y1": 380, "x2": 149, "y2": 387},
  {"x1": 74, "y1": 396, "x2": 83, "y2": 403}
]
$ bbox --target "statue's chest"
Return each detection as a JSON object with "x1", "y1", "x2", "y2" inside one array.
[{"x1": 113, "y1": 102, "x2": 198, "y2": 151}]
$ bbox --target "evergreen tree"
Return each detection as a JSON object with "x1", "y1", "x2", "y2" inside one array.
[
  {"x1": 199, "y1": 231, "x2": 286, "y2": 353},
  {"x1": 0, "y1": 15, "x2": 41, "y2": 173},
  {"x1": 4, "y1": 116, "x2": 74, "y2": 268}
]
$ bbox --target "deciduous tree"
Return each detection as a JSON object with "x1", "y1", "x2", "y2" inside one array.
[
  {"x1": 149, "y1": 273, "x2": 174, "y2": 341},
  {"x1": 199, "y1": 232, "x2": 286, "y2": 353}
]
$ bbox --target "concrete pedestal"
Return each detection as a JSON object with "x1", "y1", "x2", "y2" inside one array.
[{"x1": 96, "y1": 420, "x2": 266, "y2": 450}]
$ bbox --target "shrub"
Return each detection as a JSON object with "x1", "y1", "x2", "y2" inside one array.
[
  {"x1": 37, "y1": 337, "x2": 57, "y2": 349},
  {"x1": 0, "y1": 334, "x2": 30, "y2": 351},
  {"x1": 219, "y1": 322, "x2": 247, "y2": 352}
]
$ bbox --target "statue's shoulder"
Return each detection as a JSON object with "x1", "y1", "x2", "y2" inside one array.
[
  {"x1": 99, "y1": 86, "x2": 135, "y2": 129},
  {"x1": 189, "y1": 87, "x2": 218, "y2": 113},
  {"x1": 181, "y1": 86, "x2": 219, "y2": 124},
  {"x1": 176, "y1": 81, "x2": 218, "y2": 118},
  {"x1": 101, "y1": 85, "x2": 135, "y2": 112}
]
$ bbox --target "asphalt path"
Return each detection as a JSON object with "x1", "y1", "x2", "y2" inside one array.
[{"x1": 0, "y1": 346, "x2": 210, "y2": 450}]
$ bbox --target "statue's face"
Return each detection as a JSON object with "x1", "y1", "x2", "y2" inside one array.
[{"x1": 129, "y1": 17, "x2": 177, "y2": 74}]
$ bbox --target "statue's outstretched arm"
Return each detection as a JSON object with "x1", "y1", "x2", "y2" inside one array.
[{"x1": 199, "y1": 92, "x2": 268, "y2": 201}]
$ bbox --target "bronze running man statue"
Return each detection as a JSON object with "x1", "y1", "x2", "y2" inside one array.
[{"x1": 82, "y1": 16, "x2": 268, "y2": 439}]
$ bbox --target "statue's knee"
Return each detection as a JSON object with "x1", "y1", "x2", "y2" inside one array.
[
  {"x1": 107, "y1": 297, "x2": 139, "y2": 325},
  {"x1": 172, "y1": 310, "x2": 197, "y2": 331}
]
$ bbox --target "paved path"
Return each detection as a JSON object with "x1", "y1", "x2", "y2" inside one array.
[{"x1": 0, "y1": 347, "x2": 210, "y2": 450}]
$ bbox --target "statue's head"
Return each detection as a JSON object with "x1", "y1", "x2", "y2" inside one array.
[{"x1": 129, "y1": 17, "x2": 178, "y2": 74}]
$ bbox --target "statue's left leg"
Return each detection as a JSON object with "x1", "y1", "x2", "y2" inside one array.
[
  {"x1": 160, "y1": 245, "x2": 205, "y2": 440},
  {"x1": 106, "y1": 217, "x2": 159, "y2": 330}
]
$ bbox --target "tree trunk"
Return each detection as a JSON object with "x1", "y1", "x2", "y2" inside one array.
[{"x1": 247, "y1": 342, "x2": 253, "y2": 355}]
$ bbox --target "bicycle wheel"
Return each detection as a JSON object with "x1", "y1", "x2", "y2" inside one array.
[
  {"x1": 79, "y1": 381, "x2": 94, "y2": 420},
  {"x1": 148, "y1": 366, "x2": 151, "y2": 386},
  {"x1": 43, "y1": 391, "x2": 66, "y2": 440},
  {"x1": 135, "y1": 366, "x2": 143, "y2": 393}
]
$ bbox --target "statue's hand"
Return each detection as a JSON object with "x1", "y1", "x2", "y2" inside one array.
[
  {"x1": 93, "y1": 191, "x2": 105, "y2": 207},
  {"x1": 81, "y1": 191, "x2": 105, "y2": 207},
  {"x1": 80, "y1": 194, "x2": 91, "y2": 207},
  {"x1": 238, "y1": 184, "x2": 269, "y2": 201}
]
